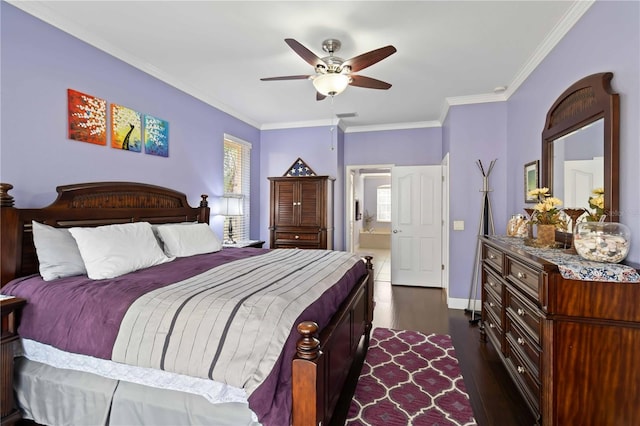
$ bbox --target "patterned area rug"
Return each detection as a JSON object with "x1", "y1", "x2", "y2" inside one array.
[{"x1": 346, "y1": 328, "x2": 477, "y2": 426}]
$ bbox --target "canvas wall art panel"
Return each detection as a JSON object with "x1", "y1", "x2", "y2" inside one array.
[
  {"x1": 144, "y1": 114, "x2": 169, "y2": 157},
  {"x1": 111, "y1": 104, "x2": 142, "y2": 152},
  {"x1": 67, "y1": 89, "x2": 107, "y2": 145}
]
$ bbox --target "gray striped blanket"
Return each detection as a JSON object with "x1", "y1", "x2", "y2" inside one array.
[{"x1": 112, "y1": 249, "x2": 363, "y2": 395}]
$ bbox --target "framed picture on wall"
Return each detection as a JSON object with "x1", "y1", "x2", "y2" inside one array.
[{"x1": 524, "y1": 160, "x2": 539, "y2": 203}]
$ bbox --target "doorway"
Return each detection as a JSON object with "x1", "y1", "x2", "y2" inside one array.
[
  {"x1": 345, "y1": 164, "x2": 446, "y2": 288},
  {"x1": 345, "y1": 164, "x2": 393, "y2": 273}
]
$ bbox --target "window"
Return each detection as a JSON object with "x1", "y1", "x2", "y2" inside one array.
[
  {"x1": 223, "y1": 135, "x2": 251, "y2": 241},
  {"x1": 377, "y1": 185, "x2": 391, "y2": 222}
]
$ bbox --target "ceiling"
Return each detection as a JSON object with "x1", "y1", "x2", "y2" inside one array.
[{"x1": 9, "y1": 1, "x2": 592, "y2": 131}]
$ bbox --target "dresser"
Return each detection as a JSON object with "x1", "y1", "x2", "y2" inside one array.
[
  {"x1": 480, "y1": 236, "x2": 640, "y2": 426},
  {"x1": 268, "y1": 176, "x2": 334, "y2": 249}
]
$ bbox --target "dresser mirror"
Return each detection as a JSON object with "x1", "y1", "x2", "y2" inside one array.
[{"x1": 541, "y1": 72, "x2": 619, "y2": 231}]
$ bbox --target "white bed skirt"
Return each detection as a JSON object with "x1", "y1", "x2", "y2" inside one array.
[{"x1": 14, "y1": 357, "x2": 260, "y2": 426}]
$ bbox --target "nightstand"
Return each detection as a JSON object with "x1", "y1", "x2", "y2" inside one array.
[
  {"x1": 1, "y1": 297, "x2": 26, "y2": 425},
  {"x1": 222, "y1": 240, "x2": 265, "y2": 249}
]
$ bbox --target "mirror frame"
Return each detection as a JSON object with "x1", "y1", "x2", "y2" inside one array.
[{"x1": 541, "y1": 72, "x2": 619, "y2": 221}]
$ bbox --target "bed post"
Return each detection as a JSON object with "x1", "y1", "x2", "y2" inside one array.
[
  {"x1": 0, "y1": 183, "x2": 20, "y2": 287},
  {"x1": 292, "y1": 255, "x2": 375, "y2": 426},
  {"x1": 292, "y1": 322, "x2": 323, "y2": 426},
  {"x1": 363, "y1": 255, "x2": 374, "y2": 346}
]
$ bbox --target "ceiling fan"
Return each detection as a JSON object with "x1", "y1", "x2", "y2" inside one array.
[{"x1": 261, "y1": 38, "x2": 397, "y2": 100}]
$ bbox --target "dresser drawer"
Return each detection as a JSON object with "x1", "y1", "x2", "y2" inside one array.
[
  {"x1": 483, "y1": 244, "x2": 504, "y2": 274},
  {"x1": 505, "y1": 340, "x2": 541, "y2": 415},
  {"x1": 505, "y1": 315, "x2": 541, "y2": 378},
  {"x1": 507, "y1": 257, "x2": 543, "y2": 301},
  {"x1": 483, "y1": 286, "x2": 502, "y2": 323},
  {"x1": 505, "y1": 285, "x2": 542, "y2": 346},
  {"x1": 484, "y1": 268, "x2": 504, "y2": 299},
  {"x1": 483, "y1": 308, "x2": 503, "y2": 353}
]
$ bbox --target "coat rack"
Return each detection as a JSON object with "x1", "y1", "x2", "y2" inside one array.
[{"x1": 466, "y1": 159, "x2": 496, "y2": 324}]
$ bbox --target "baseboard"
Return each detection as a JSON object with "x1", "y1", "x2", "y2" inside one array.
[{"x1": 448, "y1": 297, "x2": 481, "y2": 311}]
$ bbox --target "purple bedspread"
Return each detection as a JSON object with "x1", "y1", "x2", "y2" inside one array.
[{"x1": 2, "y1": 248, "x2": 367, "y2": 426}]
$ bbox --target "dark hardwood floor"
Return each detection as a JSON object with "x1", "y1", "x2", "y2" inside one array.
[{"x1": 333, "y1": 249, "x2": 536, "y2": 426}]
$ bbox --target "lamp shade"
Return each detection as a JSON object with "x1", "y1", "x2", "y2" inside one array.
[
  {"x1": 312, "y1": 73, "x2": 350, "y2": 96},
  {"x1": 220, "y1": 196, "x2": 243, "y2": 216}
]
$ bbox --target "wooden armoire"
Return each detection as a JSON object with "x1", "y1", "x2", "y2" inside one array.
[{"x1": 268, "y1": 176, "x2": 334, "y2": 249}]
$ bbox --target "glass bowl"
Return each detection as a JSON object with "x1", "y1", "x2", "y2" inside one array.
[{"x1": 573, "y1": 222, "x2": 631, "y2": 263}]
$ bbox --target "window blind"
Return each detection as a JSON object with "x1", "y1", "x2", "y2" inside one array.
[
  {"x1": 223, "y1": 135, "x2": 251, "y2": 241},
  {"x1": 377, "y1": 185, "x2": 391, "y2": 222}
]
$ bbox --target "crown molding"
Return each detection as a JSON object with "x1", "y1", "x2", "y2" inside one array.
[
  {"x1": 344, "y1": 121, "x2": 441, "y2": 133},
  {"x1": 502, "y1": 0, "x2": 595, "y2": 100},
  {"x1": 260, "y1": 118, "x2": 337, "y2": 131},
  {"x1": 9, "y1": 0, "x2": 594, "y2": 133},
  {"x1": 439, "y1": 0, "x2": 594, "y2": 124},
  {"x1": 7, "y1": 0, "x2": 261, "y2": 130}
]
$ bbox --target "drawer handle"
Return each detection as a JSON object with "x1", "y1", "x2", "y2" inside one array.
[
  {"x1": 517, "y1": 337, "x2": 525, "y2": 346},
  {"x1": 517, "y1": 366, "x2": 526, "y2": 374},
  {"x1": 295, "y1": 235, "x2": 300, "y2": 239},
  {"x1": 517, "y1": 308, "x2": 526, "y2": 317},
  {"x1": 489, "y1": 254, "x2": 496, "y2": 260},
  {"x1": 517, "y1": 271, "x2": 527, "y2": 279},
  {"x1": 489, "y1": 322, "x2": 496, "y2": 329},
  {"x1": 489, "y1": 302, "x2": 495, "y2": 307}
]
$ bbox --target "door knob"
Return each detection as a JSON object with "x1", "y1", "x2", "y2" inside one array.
[{"x1": 393, "y1": 229, "x2": 402, "y2": 233}]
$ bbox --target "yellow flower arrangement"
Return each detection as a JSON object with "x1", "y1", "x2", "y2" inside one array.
[
  {"x1": 586, "y1": 187, "x2": 605, "y2": 221},
  {"x1": 527, "y1": 187, "x2": 564, "y2": 226}
]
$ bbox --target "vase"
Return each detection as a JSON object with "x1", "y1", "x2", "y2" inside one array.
[
  {"x1": 573, "y1": 222, "x2": 631, "y2": 263},
  {"x1": 536, "y1": 224, "x2": 556, "y2": 247}
]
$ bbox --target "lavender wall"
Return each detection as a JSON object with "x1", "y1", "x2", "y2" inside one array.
[
  {"x1": 344, "y1": 127, "x2": 442, "y2": 166},
  {"x1": 444, "y1": 102, "x2": 508, "y2": 301},
  {"x1": 2, "y1": 0, "x2": 638, "y2": 293},
  {"x1": 506, "y1": 0, "x2": 640, "y2": 263},
  {"x1": 259, "y1": 126, "x2": 341, "y2": 248},
  {"x1": 0, "y1": 3, "x2": 261, "y2": 239}
]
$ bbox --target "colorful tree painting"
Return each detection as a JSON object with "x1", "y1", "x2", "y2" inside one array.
[
  {"x1": 67, "y1": 89, "x2": 107, "y2": 145},
  {"x1": 144, "y1": 115, "x2": 169, "y2": 157},
  {"x1": 111, "y1": 104, "x2": 142, "y2": 152}
]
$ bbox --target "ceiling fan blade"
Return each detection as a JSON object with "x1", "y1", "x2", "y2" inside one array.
[
  {"x1": 285, "y1": 38, "x2": 324, "y2": 68},
  {"x1": 343, "y1": 45, "x2": 397, "y2": 72},
  {"x1": 260, "y1": 75, "x2": 311, "y2": 81},
  {"x1": 316, "y1": 92, "x2": 327, "y2": 101},
  {"x1": 349, "y1": 75, "x2": 392, "y2": 90}
]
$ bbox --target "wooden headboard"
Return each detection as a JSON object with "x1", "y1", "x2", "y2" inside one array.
[{"x1": 0, "y1": 181, "x2": 210, "y2": 287}]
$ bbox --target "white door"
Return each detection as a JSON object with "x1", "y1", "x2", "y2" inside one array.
[
  {"x1": 391, "y1": 165, "x2": 442, "y2": 287},
  {"x1": 563, "y1": 157, "x2": 604, "y2": 207}
]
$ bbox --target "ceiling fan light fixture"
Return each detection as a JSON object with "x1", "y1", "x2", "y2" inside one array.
[{"x1": 312, "y1": 73, "x2": 350, "y2": 97}]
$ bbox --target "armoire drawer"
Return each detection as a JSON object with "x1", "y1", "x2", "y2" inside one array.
[
  {"x1": 273, "y1": 231, "x2": 320, "y2": 244},
  {"x1": 505, "y1": 285, "x2": 542, "y2": 346}
]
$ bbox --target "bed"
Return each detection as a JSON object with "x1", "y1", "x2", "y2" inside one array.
[{"x1": 0, "y1": 181, "x2": 374, "y2": 426}]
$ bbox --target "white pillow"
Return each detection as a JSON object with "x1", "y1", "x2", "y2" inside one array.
[
  {"x1": 69, "y1": 222, "x2": 174, "y2": 279},
  {"x1": 31, "y1": 221, "x2": 87, "y2": 281},
  {"x1": 155, "y1": 222, "x2": 222, "y2": 257}
]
